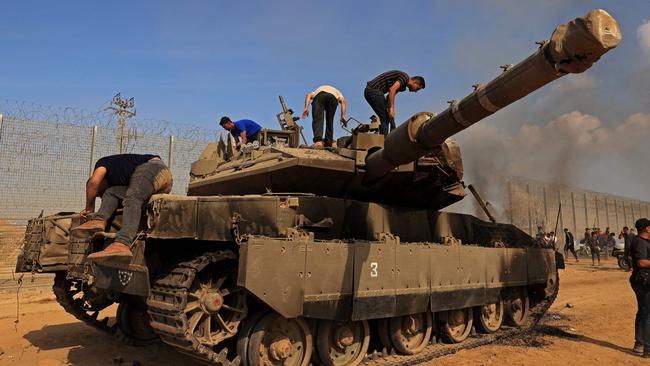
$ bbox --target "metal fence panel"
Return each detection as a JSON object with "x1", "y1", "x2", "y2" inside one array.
[{"x1": 0, "y1": 116, "x2": 213, "y2": 222}]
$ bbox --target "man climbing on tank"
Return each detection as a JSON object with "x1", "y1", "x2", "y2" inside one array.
[
  {"x1": 301, "y1": 85, "x2": 346, "y2": 148},
  {"x1": 364, "y1": 70, "x2": 425, "y2": 135},
  {"x1": 72, "y1": 153, "x2": 173, "y2": 260},
  {"x1": 219, "y1": 116, "x2": 262, "y2": 145}
]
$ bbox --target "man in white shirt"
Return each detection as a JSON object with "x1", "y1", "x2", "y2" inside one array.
[{"x1": 301, "y1": 85, "x2": 346, "y2": 148}]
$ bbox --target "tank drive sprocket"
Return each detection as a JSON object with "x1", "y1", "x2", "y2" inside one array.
[{"x1": 146, "y1": 250, "x2": 246, "y2": 366}]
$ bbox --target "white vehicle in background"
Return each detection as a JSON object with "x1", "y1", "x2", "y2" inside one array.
[
  {"x1": 575, "y1": 239, "x2": 591, "y2": 257},
  {"x1": 612, "y1": 237, "x2": 628, "y2": 270}
]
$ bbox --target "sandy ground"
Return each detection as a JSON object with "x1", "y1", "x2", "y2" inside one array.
[{"x1": 0, "y1": 259, "x2": 643, "y2": 366}]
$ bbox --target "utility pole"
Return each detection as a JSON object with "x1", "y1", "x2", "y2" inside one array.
[{"x1": 106, "y1": 93, "x2": 136, "y2": 153}]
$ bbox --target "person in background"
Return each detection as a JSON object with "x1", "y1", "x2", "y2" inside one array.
[
  {"x1": 564, "y1": 228, "x2": 578, "y2": 262},
  {"x1": 629, "y1": 218, "x2": 650, "y2": 357},
  {"x1": 301, "y1": 85, "x2": 346, "y2": 148},
  {"x1": 219, "y1": 117, "x2": 262, "y2": 145},
  {"x1": 622, "y1": 226, "x2": 635, "y2": 272},
  {"x1": 608, "y1": 232, "x2": 618, "y2": 256},
  {"x1": 582, "y1": 227, "x2": 591, "y2": 244},
  {"x1": 548, "y1": 231, "x2": 557, "y2": 250},
  {"x1": 597, "y1": 228, "x2": 608, "y2": 259},
  {"x1": 363, "y1": 70, "x2": 425, "y2": 135},
  {"x1": 587, "y1": 231, "x2": 601, "y2": 266}
]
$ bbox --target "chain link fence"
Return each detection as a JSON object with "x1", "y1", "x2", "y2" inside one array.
[{"x1": 0, "y1": 110, "x2": 219, "y2": 223}]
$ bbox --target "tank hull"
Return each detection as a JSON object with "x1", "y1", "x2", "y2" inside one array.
[{"x1": 14, "y1": 193, "x2": 560, "y2": 365}]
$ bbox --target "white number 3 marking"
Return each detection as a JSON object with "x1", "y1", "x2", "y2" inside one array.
[{"x1": 370, "y1": 262, "x2": 378, "y2": 277}]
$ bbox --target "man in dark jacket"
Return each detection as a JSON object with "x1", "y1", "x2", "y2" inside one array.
[
  {"x1": 630, "y1": 218, "x2": 650, "y2": 357},
  {"x1": 73, "y1": 154, "x2": 173, "y2": 260},
  {"x1": 564, "y1": 228, "x2": 578, "y2": 262},
  {"x1": 364, "y1": 70, "x2": 425, "y2": 135},
  {"x1": 622, "y1": 226, "x2": 635, "y2": 271}
]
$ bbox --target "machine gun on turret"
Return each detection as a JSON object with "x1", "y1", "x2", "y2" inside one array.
[{"x1": 275, "y1": 95, "x2": 307, "y2": 146}]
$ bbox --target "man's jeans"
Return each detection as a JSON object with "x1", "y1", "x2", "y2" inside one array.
[
  {"x1": 96, "y1": 160, "x2": 173, "y2": 246},
  {"x1": 631, "y1": 280, "x2": 650, "y2": 350},
  {"x1": 364, "y1": 87, "x2": 390, "y2": 135},
  {"x1": 311, "y1": 92, "x2": 338, "y2": 146}
]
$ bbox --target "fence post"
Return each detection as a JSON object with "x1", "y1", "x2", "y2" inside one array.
[
  {"x1": 557, "y1": 190, "x2": 563, "y2": 238},
  {"x1": 605, "y1": 197, "x2": 610, "y2": 230},
  {"x1": 0, "y1": 114, "x2": 4, "y2": 143},
  {"x1": 571, "y1": 191, "x2": 577, "y2": 237},
  {"x1": 614, "y1": 200, "x2": 619, "y2": 230},
  {"x1": 543, "y1": 187, "x2": 548, "y2": 228},
  {"x1": 168, "y1": 135, "x2": 175, "y2": 173},
  {"x1": 594, "y1": 196, "x2": 600, "y2": 228},
  {"x1": 508, "y1": 181, "x2": 513, "y2": 225},
  {"x1": 584, "y1": 193, "x2": 589, "y2": 228},
  {"x1": 527, "y1": 183, "x2": 532, "y2": 236},
  {"x1": 89, "y1": 126, "x2": 97, "y2": 177},
  {"x1": 632, "y1": 203, "x2": 636, "y2": 224}
]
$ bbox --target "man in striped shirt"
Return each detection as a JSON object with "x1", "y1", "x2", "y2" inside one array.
[
  {"x1": 301, "y1": 85, "x2": 346, "y2": 148},
  {"x1": 364, "y1": 70, "x2": 425, "y2": 135}
]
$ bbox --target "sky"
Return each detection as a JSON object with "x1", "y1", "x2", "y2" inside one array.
[{"x1": 1, "y1": 0, "x2": 650, "y2": 202}]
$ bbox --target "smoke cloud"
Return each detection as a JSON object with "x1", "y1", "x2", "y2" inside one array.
[{"x1": 453, "y1": 19, "x2": 650, "y2": 218}]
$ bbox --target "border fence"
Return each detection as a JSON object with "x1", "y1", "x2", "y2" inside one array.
[
  {"x1": 507, "y1": 178, "x2": 650, "y2": 244},
  {"x1": 0, "y1": 109, "x2": 219, "y2": 223}
]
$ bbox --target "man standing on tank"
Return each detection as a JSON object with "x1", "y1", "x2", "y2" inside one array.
[
  {"x1": 72, "y1": 154, "x2": 173, "y2": 260},
  {"x1": 219, "y1": 117, "x2": 262, "y2": 145},
  {"x1": 629, "y1": 218, "x2": 650, "y2": 357},
  {"x1": 301, "y1": 85, "x2": 346, "y2": 148},
  {"x1": 364, "y1": 70, "x2": 425, "y2": 135}
]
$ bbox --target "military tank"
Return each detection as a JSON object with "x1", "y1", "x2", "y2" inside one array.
[{"x1": 15, "y1": 9, "x2": 620, "y2": 366}]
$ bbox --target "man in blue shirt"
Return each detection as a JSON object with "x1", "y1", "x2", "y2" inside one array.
[{"x1": 219, "y1": 116, "x2": 262, "y2": 144}]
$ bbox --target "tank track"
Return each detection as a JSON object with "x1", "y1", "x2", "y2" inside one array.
[
  {"x1": 145, "y1": 249, "x2": 559, "y2": 366},
  {"x1": 52, "y1": 272, "x2": 116, "y2": 336},
  {"x1": 146, "y1": 250, "x2": 241, "y2": 366},
  {"x1": 361, "y1": 271, "x2": 560, "y2": 366},
  {"x1": 53, "y1": 272, "x2": 161, "y2": 347}
]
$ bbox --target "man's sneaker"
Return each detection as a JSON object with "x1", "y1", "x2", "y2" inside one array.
[
  {"x1": 633, "y1": 342, "x2": 644, "y2": 354},
  {"x1": 71, "y1": 219, "x2": 106, "y2": 233},
  {"x1": 87, "y1": 242, "x2": 133, "y2": 262}
]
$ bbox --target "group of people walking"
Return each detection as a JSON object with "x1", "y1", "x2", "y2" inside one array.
[
  {"x1": 218, "y1": 70, "x2": 425, "y2": 148},
  {"x1": 561, "y1": 226, "x2": 624, "y2": 266}
]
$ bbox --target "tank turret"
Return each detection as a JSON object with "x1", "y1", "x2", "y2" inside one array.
[{"x1": 188, "y1": 9, "x2": 620, "y2": 210}]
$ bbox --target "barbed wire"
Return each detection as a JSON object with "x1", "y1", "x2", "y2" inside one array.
[{"x1": 0, "y1": 98, "x2": 221, "y2": 141}]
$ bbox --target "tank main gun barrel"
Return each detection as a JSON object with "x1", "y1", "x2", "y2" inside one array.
[{"x1": 364, "y1": 9, "x2": 621, "y2": 182}]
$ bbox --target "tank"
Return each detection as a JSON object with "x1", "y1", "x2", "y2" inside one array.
[{"x1": 14, "y1": 9, "x2": 620, "y2": 366}]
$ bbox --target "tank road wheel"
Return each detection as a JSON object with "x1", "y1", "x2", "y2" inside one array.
[
  {"x1": 439, "y1": 308, "x2": 473, "y2": 343},
  {"x1": 317, "y1": 320, "x2": 370, "y2": 366},
  {"x1": 474, "y1": 300, "x2": 504, "y2": 334},
  {"x1": 115, "y1": 300, "x2": 159, "y2": 345},
  {"x1": 247, "y1": 313, "x2": 313, "y2": 366},
  {"x1": 388, "y1": 312, "x2": 433, "y2": 354},
  {"x1": 505, "y1": 288, "x2": 530, "y2": 327},
  {"x1": 236, "y1": 311, "x2": 269, "y2": 366},
  {"x1": 185, "y1": 266, "x2": 248, "y2": 346}
]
